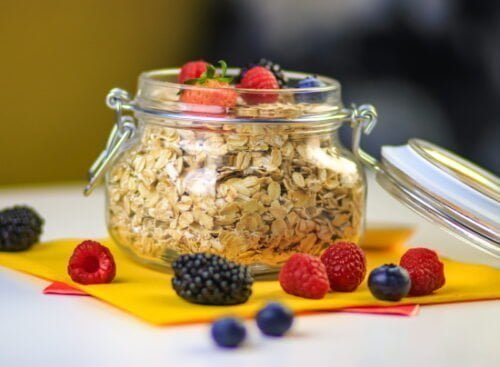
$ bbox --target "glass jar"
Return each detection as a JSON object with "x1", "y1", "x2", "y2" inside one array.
[{"x1": 85, "y1": 68, "x2": 378, "y2": 274}]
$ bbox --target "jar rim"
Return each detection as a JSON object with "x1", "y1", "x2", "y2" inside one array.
[
  {"x1": 138, "y1": 68, "x2": 341, "y2": 94},
  {"x1": 133, "y1": 68, "x2": 345, "y2": 122}
]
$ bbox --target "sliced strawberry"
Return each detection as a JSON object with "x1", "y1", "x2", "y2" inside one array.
[
  {"x1": 180, "y1": 79, "x2": 237, "y2": 108},
  {"x1": 179, "y1": 61, "x2": 237, "y2": 108}
]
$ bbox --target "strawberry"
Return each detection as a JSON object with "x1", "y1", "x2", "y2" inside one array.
[
  {"x1": 180, "y1": 60, "x2": 237, "y2": 108},
  {"x1": 178, "y1": 60, "x2": 208, "y2": 84},
  {"x1": 238, "y1": 66, "x2": 279, "y2": 104},
  {"x1": 180, "y1": 79, "x2": 237, "y2": 108}
]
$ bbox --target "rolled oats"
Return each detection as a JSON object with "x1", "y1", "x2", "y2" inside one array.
[{"x1": 107, "y1": 106, "x2": 365, "y2": 267}]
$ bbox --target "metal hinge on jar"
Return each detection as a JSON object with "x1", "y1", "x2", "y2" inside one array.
[
  {"x1": 347, "y1": 103, "x2": 379, "y2": 171},
  {"x1": 84, "y1": 88, "x2": 137, "y2": 196}
]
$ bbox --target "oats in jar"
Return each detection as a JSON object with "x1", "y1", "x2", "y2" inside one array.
[{"x1": 108, "y1": 112, "x2": 365, "y2": 267}]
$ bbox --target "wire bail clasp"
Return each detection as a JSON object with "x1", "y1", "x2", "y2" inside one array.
[
  {"x1": 84, "y1": 88, "x2": 136, "y2": 196},
  {"x1": 348, "y1": 103, "x2": 380, "y2": 171}
]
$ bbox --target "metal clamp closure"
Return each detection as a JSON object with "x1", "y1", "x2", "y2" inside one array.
[
  {"x1": 348, "y1": 104, "x2": 380, "y2": 172},
  {"x1": 84, "y1": 89, "x2": 136, "y2": 196}
]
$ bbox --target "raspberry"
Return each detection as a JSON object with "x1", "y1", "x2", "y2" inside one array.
[
  {"x1": 238, "y1": 66, "x2": 279, "y2": 104},
  {"x1": 279, "y1": 253, "x2": 329, "y2": 299},
  {"x1": 178, "y1": 60, "x2": 208, "y2": 84},
  {"x1": 400, "y1": 248, "x2": 445, "y2": 296},
  {"x1": 237, "y1": 58, "x2": 288, "y2": 87},
  {"x1": 320, "y1": 242, "x2": 366, "y2": 292},
  {"x1": 67, "y1": 241, "x2": 116, "y2": 285}
]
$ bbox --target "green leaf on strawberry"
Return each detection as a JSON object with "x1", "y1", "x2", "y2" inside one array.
[{"x1": 184, "y1": 60, "x2": 233, "y2": 85}]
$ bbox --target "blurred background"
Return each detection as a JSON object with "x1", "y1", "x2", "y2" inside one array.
[{"x1": 1, "y1": 0, "x2": 499, "y2": 186}]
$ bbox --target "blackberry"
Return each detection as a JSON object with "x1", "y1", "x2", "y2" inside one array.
[
  {"x1": 237, "y1": 58, "x2": 288, "y2": 87},
  {"x1": 0, "y1": 206, "x2": 44, "y2": 251},
  {"x1": 171, "y1": 253, "x2": 253, "y2": 305}
]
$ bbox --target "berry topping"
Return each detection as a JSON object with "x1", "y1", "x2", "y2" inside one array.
[
  {"x1": 178, "y1": 60, "x2": 209, "y2": 84},
  {"x1": 211, "y1": 317, "x2": 247, "y2": 348},
  {"x1": 180, "y1": 60, "x2": 237, "y2": 108},
  {"x1": 320, "y1": 242, "x2": 366, "y2": 292},
  {"x1": 180, "y1": 79, "x2": 237, "y2": 108},
  {"x1": 294, "y1": 76, "x2": 327, "y2": 103},
  {"x1": 237, "y1": 58, "x2": 288, "y2": 87},
  {"x1": 400, "y1": 248, "x2": 445, "y2": 296},
  {"x1": 0, "y1": 206, "x2": 44, "y2": 252},
  {"x1": 171, "y1": 253, "x2": 254, "y2": 305},
  {"x1": 279, "y1": 253, "x2": 329, "y2": 299},
  {"x1": 256, "y1": 302, "x2": 294, "y2": 337},
  {"x1": 238, "y1": 66, "x2": 279, "y2": 104},
  {"x1": 67, "y1": 240, "x2": 116, "y2": 285},
  {"x1": 368, "y1": 264, "x2": 411, "y2": 301}
]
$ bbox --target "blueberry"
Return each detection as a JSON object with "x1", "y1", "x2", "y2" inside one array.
[
  {"x1": 211, "y1": 317, "x2": 246, "y2": 348},
  {"x1": 256, "y1": 302, "x2": 294, "y2": 337},
  {"x1": 294, "y1": 76, "x2": 327, "y2": 103},
  {"x1": 368, "y1": 264, "x2": 411, "y2": 301}
]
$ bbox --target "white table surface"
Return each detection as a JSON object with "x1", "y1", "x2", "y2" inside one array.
[{"x1": 1, "y1": 175, "x2": 499, "y2": 367}]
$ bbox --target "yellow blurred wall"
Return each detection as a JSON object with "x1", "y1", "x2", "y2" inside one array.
[{"x1": 0, "y1": 0, "x2": 208, "y2": 185}]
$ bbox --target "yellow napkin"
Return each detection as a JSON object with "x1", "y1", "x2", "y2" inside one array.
[{"x1": 0, "y1": 232, "x2": 499, "y2": 325}]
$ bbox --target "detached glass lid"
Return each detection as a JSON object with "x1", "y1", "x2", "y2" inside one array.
[{"x1": 352, "y1": 117, "x2": 499, "y2": 259}]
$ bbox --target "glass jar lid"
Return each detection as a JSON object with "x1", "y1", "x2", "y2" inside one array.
[{"x1": 367, "y1": 139, "x2": 500, "y2": 259}]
